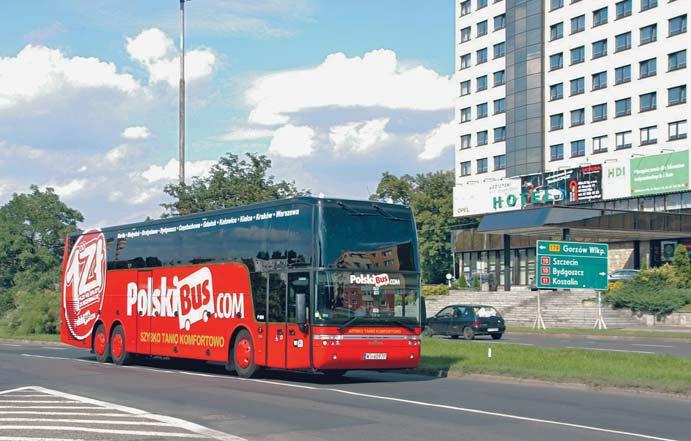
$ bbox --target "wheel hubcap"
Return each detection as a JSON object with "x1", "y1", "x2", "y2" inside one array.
[
  {"x1": 111, "y1": 333, "x2": 123, "y2": 359},
  {"x1": 94, "y1": 330, "x2": 106, "y2": 356},
  {"x1": 235, "y1": 338, "x2": 251, "y2": 369}
]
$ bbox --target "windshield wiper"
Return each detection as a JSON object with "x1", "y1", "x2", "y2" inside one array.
[
  {"x1": 338, "y1": 316, "x2": 365, "y2": 331},
  {"x1": 388, "y1": 319, "x2": 417, "y2": 333},
  {"x1": 372, "y1": 205, "x2": 408, "y2": 222}
]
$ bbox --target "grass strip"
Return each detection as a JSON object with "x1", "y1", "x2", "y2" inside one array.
[
  {"x1": 508, "y1": 326, "x2": 691, "y2": 340},
  {"x1": 0, "y1": 325, "x2": 60, "y2": 342},
  {"x1": 418, "y1": 338, "x2": 691, "y2": 394}
]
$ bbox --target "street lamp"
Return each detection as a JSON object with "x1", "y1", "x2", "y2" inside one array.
[{"x1": 179, "y1": 0, "x2": 191, "y2": 186}]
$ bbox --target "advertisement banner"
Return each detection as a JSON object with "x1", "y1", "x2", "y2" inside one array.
[
  {"x1": 453, "y1": 179, "x2": 522, "y2": 217},
  {"x1": 602, "y1": 162, "x2": 630, "y2": 200},
  {"x1": 630, "y1": 151, "x2": 690, "y2": 196}
]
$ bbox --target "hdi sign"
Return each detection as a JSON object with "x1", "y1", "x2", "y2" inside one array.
[{"x1": 536, "y1": 240, "x2": 608, "y2": 290}]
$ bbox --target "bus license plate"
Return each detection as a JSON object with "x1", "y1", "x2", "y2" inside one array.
[{"x1": 364, "y1": 353, "x2": 387, "y2": 360}]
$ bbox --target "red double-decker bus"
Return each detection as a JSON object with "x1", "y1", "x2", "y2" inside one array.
[{"x1": 61, "y1": 197, "x2": 423, "y2": 377}]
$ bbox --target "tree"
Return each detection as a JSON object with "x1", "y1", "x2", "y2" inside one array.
[
  {"x1": 670, "y1": 244, "x2": 691, "y2": 288},
  {"x1": 370, "y1": 170, "x2": 460, "y2": 284},
  {"x1": 161, "y1": 153, "x2": 309, "y2": 216}
]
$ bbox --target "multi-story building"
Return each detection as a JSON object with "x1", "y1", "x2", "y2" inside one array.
[{"x1": 453, "y1": 0, "x2": 690, "y2": 288}]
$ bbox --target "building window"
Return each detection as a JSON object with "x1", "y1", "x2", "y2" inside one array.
[
  {"x1": 460, "y1": 161, "x2": 471, "y2": 176},
  {"x1": 571, "y1": 108, "x2": 585, "y2": 127},
  {"x1": 494, "y1": 126, "x2": 506, "y2": 142},
  {"x1": 640, "y1": 0, "x2": 657, "y2": 12},
  {"x1": 593, "y1": 135, "x2": 607, "y2": 153},
  {"x1": 493, "y1": 98, "x2": 506, "y2": 114},
  {"x1": 592, "y1": 103, "x2": 607, "y2": 121},
  {"x1": 477, "y1": 130, "x2": 488, "y2": 146},
  {"x1": 593, "y1": 7, "x2": 608, "y2": 27},
  {"x1": 570, "y1": 77, "x2": 585, "y2": 96},
  {"x1": 550, "y1": 83, "x2": 564, "y2": 101},
  {"x1": 493, "y1": 42, "x2": 506, "y2": 59},
  {"x1": 571, "y1": 15, "x2": 585, "y2": 34},
  {"x1": 592, "y1": 39, "x2": 607, "y2": 59},
  {"x1": 477, "y1": 158, "x2": 488, "y2": 174},
  {"x1": 460, "y1": 80, "x2": 471, "y2": 96},
  {"x1": 550, "y1": 53, "x2": 563, "y2": 70},
  {"x1": 616, "y1": 131, "x2": 633, "y2": 149},
  {"x1": 477, "y1": 48, "x2": 488, "y2": 64},
  {"x1": 615, "y1": 32, "x2": 632, "y2": 52},
  {"x1": 494, "y1": 14, "x2": 506, "y2": 31},
  {"x1": 640, "y1": 24, "x2": 657, "y2": 45},
  {"x1": 461, "y1": 27, "x2": 471, "y2": 43},
  {"x1": 639, "y1": 58, "x2": 657, "y2": 78},
  {"x1": 669, "y1": 120, "x2": 687, "y2": 141},
  {"x1": 550, "y1": 144, "x2": 564, "y2": 161},
  {"x1": 477, "y1": 0, "x2": 488, "y2": 9},
  {"x1": 460, "y1": 1, "x2": 471, "y2": 16},
  {"x1": 639, "y1": 92, "x2": 657, "y2": 112},
  {"x1": 592, "y1": 71, "x2": 607, "y2": 90},
  {"x1": 477, "y1": 20, "x2": 488, "y2": 37},
  {"x1": 460, "y1": 134, "x2": 472, "y2": 150},
  {"x1": 669, "y1": 15, "x2": 687, "y2": 37},
  {"x1": 477, "y1": 103, "x2": 488, "y2": 118},
  {"x1": 615, "y1": 65, "x2": 631, "y2": 84},
  {"x1": 570, "y1": 46, "x2": 585, "y2": 64},
  {"x1": 550, "y1": 113, "x2": 564, "y2": 131},
  {"x1": 640, "y1": 126, "x2": 657, "y2": 146},
  {"x1": 550, "y1": 23, "x2": 564, "y2": 41},
  {"x1": 668, "y1": 85, "x2": 687, "y2": 106},
  {"x1": 616, "y1": 0, "x2": 632, "y2": 19},
  {"x1": 669, "y1": 50, "x2": 687, "y2": 71},
  {"x1": 460, "y1": 54, "x2": 471, "y2": 69},
  {"x1": 550, "y1": 0, "x2": 563, "y2": 11},
  {"x1": 571, "y1": 140, "x2": 586, "y2": 157},
  {"x1": 477, "y1": 75, "x2": 488, "y2": 92},
  {"x1": 493, "y1": 70, "x2": 505, "y2": 86},
  {"x1": 615, "y1": 98, "x2": 631, "y2": 117},
  {"x1": 460, "y1": 107, "x2": 471, "y2": 123},
  {"x1": 494, "y1": 154, "x2": 506, "y2": 170}
]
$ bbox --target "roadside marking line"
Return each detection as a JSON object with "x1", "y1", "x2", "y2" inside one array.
[
  {"x1": 0, "y1": 343, "x2": 22, "y2": 347},
  {"x1": 19, "y1": 355, "x2": 678, "y2": 441},
  {"x1": 0, "y1": 437, "x2": 86, "y2": 441},
  {"x1": 0, "y1": 406, "x2": 105, "y2": 410},
  {"x1": 0, "y1": 395, "x2": 65, "y2": 398},
  {"x1": 0, "y1": 426, "x2": 205, "y2": 438},
  {"x1": 0, "y1": 411, "x2": 151, "y2": 417},
  {"x1": 40, "y1": 347, "x2": 66, "y2": 350},
  {"x1": 4, "y1": 385, "x2": 247, "y2": 441},
  {"x1": 0, "y1": 400, "x2": 80, "y2": 403},
  {"x1": 566, "y1": 346, "x2": 655, "y2": 354},
  {"x1": 0, "y1": 418, "x2": 170, "y2": 426},
  {"x1": 630, "y1": 344, "x2": 674, "y2": 348}
]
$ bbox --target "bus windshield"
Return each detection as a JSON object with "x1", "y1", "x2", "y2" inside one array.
[{"x1": 314, "y1": 271, "x2": 421, "y2": 326}]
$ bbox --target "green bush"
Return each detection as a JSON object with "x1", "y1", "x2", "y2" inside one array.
[
  {"x1": 606, "y1": 288, "x2": 691, "y2": 318},
  {"x1": 471, "y1": 276, "x2": 481, "y2": 290},
  {"x1": 422, "y1": 284, "x2": 449, "y2": 296},
  {"x1": 450, "y1": 273, "x2": 469, "y2": 290},
  {"x1": 3, "y1": 289, "x2": 61, "y2": 335}
]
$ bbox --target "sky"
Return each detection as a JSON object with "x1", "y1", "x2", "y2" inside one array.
[{"x1": 0, "y1": 0, "x2": 455, "y2": 227}]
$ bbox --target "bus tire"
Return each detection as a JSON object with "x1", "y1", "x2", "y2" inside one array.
[
  {"x1": 110, "y1": 325, "x2": 131, "y2": 366},
  {"x1": 93, "y1": 324, "x2": 109, "y2": 363},
  {"x1": 233, "y1": 329, "x2": 258, "y2": 378}
]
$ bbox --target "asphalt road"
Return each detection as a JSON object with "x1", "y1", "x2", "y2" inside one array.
[
  {"x1": 1, "y1": 341, "x2": 690, "y2": 441},
  {"x1": 436, "y1": 332, "x2": 691, "y2": 357}
]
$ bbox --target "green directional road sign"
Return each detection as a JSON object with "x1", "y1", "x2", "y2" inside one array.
[{"x1": 536, "y1": 240, "x2": 609, "y2": 290}]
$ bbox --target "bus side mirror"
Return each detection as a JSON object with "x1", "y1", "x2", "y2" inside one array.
[{"x1": 296, "y1": 293, "x2": 307, "y2": 326}]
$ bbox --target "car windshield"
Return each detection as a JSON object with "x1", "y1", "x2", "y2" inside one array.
[
  {"x1": 314, "y1": 271, "x2": 421, "y2": 326},
  {"x1": 474, "y1": 306, "x2": 499, "y2": 318}
]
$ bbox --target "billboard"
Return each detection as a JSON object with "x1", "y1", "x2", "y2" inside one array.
[{"x1": 630, "y1": 151, "x2": 689, "y2": 196}]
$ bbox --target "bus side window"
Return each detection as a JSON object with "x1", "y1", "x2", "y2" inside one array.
[{"x1": 250, "y1": 272, "x2": 268, "y2": 322}]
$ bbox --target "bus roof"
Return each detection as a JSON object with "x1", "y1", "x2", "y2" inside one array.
[{"x1": 78, "y1": 196, "x2": 411, "y2": 237}]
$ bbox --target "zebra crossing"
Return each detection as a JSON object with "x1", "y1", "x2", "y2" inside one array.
[{"x1": 0, "y1": 386, "x2": 245, "y2": 441}]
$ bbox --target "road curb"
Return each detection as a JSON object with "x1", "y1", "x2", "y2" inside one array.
[
  {"x1": 0, "y1": 337, "x2": 63, "y2": 345},
  {"x1": 508, "y1": 331, "x2": 691, "y2": 343}
]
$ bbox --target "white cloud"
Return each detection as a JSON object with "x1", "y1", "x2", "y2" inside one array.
[
  {"x1": 141, "y1": 158, "x2": 216, "y2": 183},
  {"x1": 126, "y1": 28, "x2": 216, "y2": 88},
  {"x1": 419, "y1": 120, "x2": 455, "y2": 160},
  {"x1": 121, "y1": 126, "x2": 151, "y2": 140},
  {"x1": 329, "y1": 118, "x2": 390, "y2": 153},
  {"x1": 268, "y1": 124, "x2": 315, "y2": 158},
  {"x1": 105, "y1": 144, "x2": 130, "y2": 164},
  {"x1": 47, "y1": 179, "x2": 87, "y2": 199},
  {"x1": 0, "y1": 44, "x2": 140, "y2": 109},
  {"x1": 246, "y1": 49, "x2": 454, "y2": 126},
  {"x1": 220, "y1": 128, "x2": 274, "y2": 142}
]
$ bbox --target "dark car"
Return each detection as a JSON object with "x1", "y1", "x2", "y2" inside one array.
[
  {"x1": 426, "y1": 304, "x2": 505, "y2": 340},
  {"x1": 608, "y1": 269, "x2": 640, "y2": 283}
]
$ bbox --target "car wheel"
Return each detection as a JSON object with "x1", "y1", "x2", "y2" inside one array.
[
  {"x1": 463, "y1": 327, "x2": 475, "y2": 340},
  {"x1": 491, "y1": 333, "x2": 503, "y2": 340},
  {"x1": 110, "y1": 325, "x2": 131, "y2": 366},
  {"x1": 450, "y1": 335, "x2": 459, "y2": 339},
  {"x1": 421, "y1": 327, "x2": 434, "y2": 337}
]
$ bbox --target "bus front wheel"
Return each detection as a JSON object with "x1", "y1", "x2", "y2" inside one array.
[
  {"x1": 110, "y1": 325, "x2": 131, "y2": 366},
  {"x1": 233, "y1": 329, "x2": 258, "y2": 378}
]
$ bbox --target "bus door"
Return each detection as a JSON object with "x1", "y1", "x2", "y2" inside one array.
[
  {"x1": 266, "y1": 273, "x2": 287, "y2": 368},
  {"x1": 137, "y1": 270, "x2": 152, "y2": 354},
  {"x1": 286, "y1": 272, "x2": 311, "y2": 369}
]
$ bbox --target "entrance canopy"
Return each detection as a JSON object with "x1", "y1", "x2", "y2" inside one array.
[{"x1": 476, "y1": 206, "x2": 691, "y2": 242}]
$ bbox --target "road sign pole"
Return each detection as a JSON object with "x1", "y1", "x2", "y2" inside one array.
[
  {"x1": 593, "y1": 291, "x2": 607, "y2": 330},
  {"x1": 532, "y1": 289, "x2": 547, "y2": 330}
]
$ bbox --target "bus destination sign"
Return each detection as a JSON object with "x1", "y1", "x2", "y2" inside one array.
[{"x1": 536, "y1": 240, "x2": 608, "y2": 290}]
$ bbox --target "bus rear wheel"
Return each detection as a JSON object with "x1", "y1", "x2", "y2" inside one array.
[
  {"x1": 93, "y1": 324, "x2": 109, "y2": 363},
  {"x1": 110, "y1": 325, "x2": 131, "y2": 366},
  {"x1": 233, "y1": 329, "x2": 258, "y2": 378}
]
